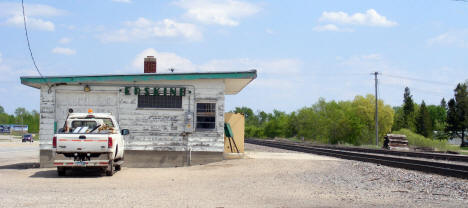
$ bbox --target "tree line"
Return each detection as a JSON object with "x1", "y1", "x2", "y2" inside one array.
[
  {"x1": 392, "y1": 82, "x2": 468, "y2": 146},
  {"x1": 234, "y1": 94, "x2": 394, "y2": 146},
  {"x1": 0, "y1": 106, "x2": 40, "y2": 133},
  {"x1": 234, "y1": 81, "x2": 468, "y2": 147},
  {"x1": 1, "y1": 82, "x2": 466, "y2": 146}
]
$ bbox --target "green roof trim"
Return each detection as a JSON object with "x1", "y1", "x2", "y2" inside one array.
[{"x1": 21, "y1": 70, "x2": 257, "y2": 86}]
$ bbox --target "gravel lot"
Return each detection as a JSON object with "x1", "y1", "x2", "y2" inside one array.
[{"x1": 0, "y1": 142, "x2": 466, "y2": 208}]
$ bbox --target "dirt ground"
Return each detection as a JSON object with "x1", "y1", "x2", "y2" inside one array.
[{"x1": 0, "y1": 141, "x2": 466, "y2": 208}]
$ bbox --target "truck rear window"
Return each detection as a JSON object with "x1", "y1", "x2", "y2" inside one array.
[
  {"x1": 72, "y1": 121, "x2": 98, "y2": 129},
  {"x1": 65, "y1": 119, "x2": 115, "y2": 134},
  {"x1": 71, "y1": 121, "x2": 98, "y2": 133}
]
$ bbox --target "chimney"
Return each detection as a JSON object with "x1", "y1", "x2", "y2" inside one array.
[{"x1": 144, "y1": 56, "x2": 157, "y2": 73}]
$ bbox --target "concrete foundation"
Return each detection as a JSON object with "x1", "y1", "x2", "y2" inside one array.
[
  {"x1": 39, "y1": 150, "x2": 223, "y2": 168},
  {"x1": 40, "y1": 150, "x2": 54, "y2": 168},
  {"x1": 123, "y1": 150, "x2": 223, "y2": 167}
]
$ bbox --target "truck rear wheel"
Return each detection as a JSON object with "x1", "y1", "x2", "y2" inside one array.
[
  {"x1": 57, "y1": 167, "x2": 66, "y2": 176},
  {"x1": 105, "y1": 161, "x2": 114, "y2": 176}
]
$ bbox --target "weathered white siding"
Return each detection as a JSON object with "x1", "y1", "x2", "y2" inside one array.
[
  {"x1": 39, "y1": 79, "x2": 225, "y2": 153},
  {"x1": 39, "y1": 86, "x2": 55, "y2": 150}
]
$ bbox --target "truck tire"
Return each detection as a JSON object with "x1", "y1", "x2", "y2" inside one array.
[
  {"x1": 57, "y1": 167, "x2": 66, "y2": 176},
  {"x1": 105, "y1": 161, "x2": 114, "y2": 176}
]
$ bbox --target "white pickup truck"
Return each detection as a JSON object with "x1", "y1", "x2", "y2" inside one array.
[{"x1": 53, "y1": 110, "x2": 128, "y2": 176}]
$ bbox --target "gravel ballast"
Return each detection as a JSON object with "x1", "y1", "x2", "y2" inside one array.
[{"x1": 0, "y1": 142, "x2": 466, "y2": 207}]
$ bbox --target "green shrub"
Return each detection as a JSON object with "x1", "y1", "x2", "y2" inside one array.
[{"x1": 392, "y1": 128, "x2": 456, "y2": 151}]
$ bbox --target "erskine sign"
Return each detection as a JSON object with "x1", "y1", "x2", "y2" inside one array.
[{"x1": 124, "y1": 87, "x2": 187, "y2": 96}]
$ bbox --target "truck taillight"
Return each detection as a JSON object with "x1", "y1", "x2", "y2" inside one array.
[
  {"x1": 108, "y1": 137, "x2": 113, "y2": 148},
  {"x1": 53, "y1": 136, "x2": 57, "y2": 148}
]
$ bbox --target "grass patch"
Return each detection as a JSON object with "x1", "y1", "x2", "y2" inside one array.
[{"x1": 392, "y1": 129, "x2": 461, "y2": 152}]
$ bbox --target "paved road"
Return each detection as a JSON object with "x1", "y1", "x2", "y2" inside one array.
[{"x1": 0, "y1": 139, "x2": 38, "y2": 167}]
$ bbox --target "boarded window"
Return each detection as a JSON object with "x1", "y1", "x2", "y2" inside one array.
[
  {"x1": 196, "y1": 103, "x2": 216, "y2": 130},
  {"x1": 138, "y1": 95, "x2": 182, "y2": 108}
]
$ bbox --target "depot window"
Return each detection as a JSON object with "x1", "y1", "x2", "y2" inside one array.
[
  {"x1": 196, "y1": 103, "x2": 216, "y2": 130},
  {"x1": 137, "y1": 95, "x2": 182, "y2": 109}
]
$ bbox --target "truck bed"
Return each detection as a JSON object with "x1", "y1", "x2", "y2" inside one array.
[{"x1": 55, "y1": 134, "x2": 111, "y2": 153}]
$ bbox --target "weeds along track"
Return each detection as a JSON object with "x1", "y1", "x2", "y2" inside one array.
[{"x1": 246, "y1": 139, "x2": 468, "y2": 179}]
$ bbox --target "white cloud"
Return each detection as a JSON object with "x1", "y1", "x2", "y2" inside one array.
[
  {"x1": 0, "y1": 2, "x2": 65, "y2": 17},
  {"x1": 265, "y1": 28, "x2": 274, "y2": 34},
  {"x1": 5, "y1": 15, "x2": 55, "y2": 31},
  {"x1": 131, "y1": 48, "x2": 302, "y2": 76},
  {"x1": 313, "y1": 24, "x2": 353, "y2": 32},
  {"x1": 130, "y1": 49, "x2": 304, "y2": 97},
  {"x1": 337, "y1": 53, "x2": 386, "y2": 73},
  {"x1": 112, "y1": 0, "x2": 132, "y2": 3},
  {"x1": 0, "y1": 2, "x2": 65, "y2": 31},
  {"x1": 250, "y1": 78, "x2": 294, "y2": 89},
  {"x1": 59, "y1": 37, "x2": 71, "y2": 44},
  {"x1": 332, "y1": 54, "x2": 468, "y2": 106},
  {"x1": 175, "y1": 0, "x2": 260, "y2": 26},
  {"x1": 427, "y1": 30, "x2": 468, "y2": 48},
  {"x1": 52, "y1": 47, "x2": 76, "y2": 55},
  {"x1": 0, "y1": 55, "x2": 37, "y2": 83},
  {"x1": 200, "y1": 58, "x2": 302, "y2": 76},
  {"x1": 132, "y1": 48, "x2": 197, "y2": 73},
  {"x1": 319, "y1": 9, "x2": 397, "y2": 27},
  {"x1": 100, "y1": 18, "x2": 202, "y2": 42}
]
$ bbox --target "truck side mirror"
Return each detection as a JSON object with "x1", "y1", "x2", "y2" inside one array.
[{"x1": 121, "y1": 129, "x2": 129, "y2": 135}]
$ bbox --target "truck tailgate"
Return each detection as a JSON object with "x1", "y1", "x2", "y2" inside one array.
[{"x1": 56, "y1": 134, "x2": 109, "y2": 152}]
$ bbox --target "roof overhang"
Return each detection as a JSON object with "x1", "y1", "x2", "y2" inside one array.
[{"x1": 20, "y1": 70, "x2": 257, "y2": 95}]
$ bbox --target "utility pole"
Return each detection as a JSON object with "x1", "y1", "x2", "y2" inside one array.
[{"x1": 373, "y1": 72, "x2": 379, "y2": 146}]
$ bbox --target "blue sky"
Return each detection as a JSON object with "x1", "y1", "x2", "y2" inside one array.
[{"x1": 0, "y1": 0, "x2": 467, "y2": 114}]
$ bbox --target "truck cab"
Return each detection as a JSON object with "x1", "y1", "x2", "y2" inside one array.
[{"x1": 53, "y1": 109, "x2": 128, "y2": 176}]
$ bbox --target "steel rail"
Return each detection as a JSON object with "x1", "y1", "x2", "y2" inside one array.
[
  {"x1": 246, "y1": 139, "x2": 468, "y2": 179},
  {"x1": 274, "y1": 140, "x2": 468, "y2": 163}
]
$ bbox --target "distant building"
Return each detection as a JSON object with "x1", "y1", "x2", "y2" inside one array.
[
  {"x1": 21, "y1": 56, "x2": 257, "y2": 168},
  {"x1": 0, "y1": 124, "x2": 28, "y2": 133}
]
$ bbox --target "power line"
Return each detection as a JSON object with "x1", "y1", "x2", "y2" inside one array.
[
  {"x1": 21, "y1": 0, "x2": 49, "y2": 87},
  {"x1": 380, "y1": 82, "x2": 449, "y2": 97},
  {"x1": 381, "y1": 74, "x2": 454, "y2": 86}
]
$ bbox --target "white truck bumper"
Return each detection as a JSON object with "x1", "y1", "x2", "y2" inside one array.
[
  {"x1": 54, "y1": 152, "x2": 112, "y2": 167},
  {"x1": 53, "y1": 160, "x2": 109, "y2": 167}
]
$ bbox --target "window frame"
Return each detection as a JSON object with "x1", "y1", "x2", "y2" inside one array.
[
  {"x1": 195, "y1": 102, "x2": 217, "y2": 131},
  {"x1": 137, "y1": 94, "x2": 183, "y2": 109}
]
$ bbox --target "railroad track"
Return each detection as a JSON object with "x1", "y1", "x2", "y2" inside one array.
[
  {"x1": 246, "y1": 139, "x2": 468, "y2": 179},
  {"x1": 271, "y1": 140, "x2": 468, "y2": 162}
]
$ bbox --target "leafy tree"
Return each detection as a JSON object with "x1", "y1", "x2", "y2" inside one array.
[
  {"x1": 352, "y1": 95, "x2": 394, "y2": 144},
  {"x1": 427, "y1": 104, "x2": 448, "y2": 140},
  {"x1": 294, "y1": 95, "x2": 394, "y2": 145},
  {"x1": 0, "y1": 106, "x2": 4, "y2": 114},
  {"x1": 392, "y1": 106, "x2": 405, "y2": 131},
  {"x1": 235, "y1": 94, "x2": 394, "y2": 145},
  {"x1": 427, "y1": 105, "x2": 446, "y2": 130},
  {"x1": 440, "y1": 98, "x2": 447, "y2": 110},
  {"x1": 264, "y1": 110, "x2": 288, "y2": 138},
  {"x1": 416, "y1": 101, "x2": 433, "y2": 138},
  {"x1": 285, "y1": 112, "x2": 298, "y2": 138},
  {"x1": 0, "y1": 106, "x2": 40, "y2": 133},
  {"x1": 14, "y1": 107, "x2": 28, "y2": 118},
  {"x1": 402, "y1": 87, "x2": 416, "y2": 130},
  {"x1": 446, "y1": 83, "x2": 468, "y2": 147},
  {"x1": 232, "y1": 107, "x2": 263, "y2": 138},
  {"x1": 233, "y1": 107, "x2": 257, "y2": 125}
]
